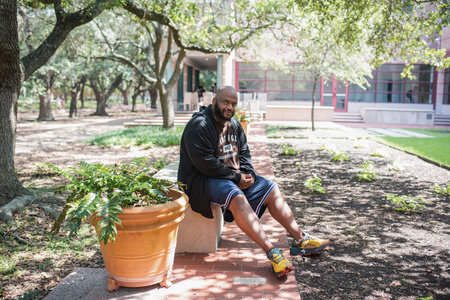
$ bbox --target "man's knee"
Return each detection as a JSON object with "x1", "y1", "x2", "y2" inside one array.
[
  {"x1": 268, "y1": 184, "x2": 281, "y2": 196},
  {"x1": 228, "y1": 193, "x2": 249, "y2": 211}
]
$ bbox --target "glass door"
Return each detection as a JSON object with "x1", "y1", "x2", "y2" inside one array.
[
  {"x1": 321, "y1": 77, "x2": 348, "y2": 111},
  {"x1": 335, "y1": 79, "x2": 347, "y2": 112},
  {"x1": 322, "y1": 79, "x2": 333, "y2": 107}
]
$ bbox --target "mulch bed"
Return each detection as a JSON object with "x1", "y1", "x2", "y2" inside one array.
[{"x1": 269, "y1": 135, "x2": 449, "y2": 300}]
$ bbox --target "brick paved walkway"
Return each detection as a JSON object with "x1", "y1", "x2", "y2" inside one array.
[
  {"x1": 166, "y1": 123, "x2": 300, "y2": 299},
  {"x1": 44, "y1": 122, "x2": 301, "y2": 300}
]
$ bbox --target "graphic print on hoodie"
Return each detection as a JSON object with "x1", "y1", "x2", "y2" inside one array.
[{"x1": 215, "y1": 121, "x2": 240, "y2": 171}]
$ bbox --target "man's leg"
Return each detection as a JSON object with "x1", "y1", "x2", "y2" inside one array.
[
  {"x1": 265, "y1": 184, "x2": 330, "y2": 256},
  {"x1": 228, "y1": 193, "x2": 294, "y2": 277},
  {"x1": 228, "y1": 194, "x2": 273, "y2": 252},
  {"x1": 264, "y1": 185, "x2": 303, "y2": 241}
]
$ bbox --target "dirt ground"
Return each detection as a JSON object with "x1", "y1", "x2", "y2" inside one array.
[
  {"x1": 269, "y1": 126, "x2": 449, "y2": 300},
  {"x1": 14, "y1": 104, "x2": 179, "y2": 175},
  {"x1": 2, "y1": 107, "x2": 449, "y2": 299},
  {"x1": 1, "y1": 105, "x2": 179, "y2": 300}
]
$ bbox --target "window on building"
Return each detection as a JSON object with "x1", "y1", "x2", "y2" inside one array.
[
  {"x1": 375, "y1": 64, "x2": 432, "y2": 104},
  {"x1": 237, "y1": 62, "x2": 433, "y2": 104},
  {"x1": 377, "y1": 65, "x2": 404, "y2": 103},
  {"x1": 444, "y1": 68, "x2": 450, "y2": 105},
  {"x1": 237, "y1": 63, "x2": 319, "y2": 101},
  {"x1": 348, "y1": 71, "x2": 376, "y2": 103}
]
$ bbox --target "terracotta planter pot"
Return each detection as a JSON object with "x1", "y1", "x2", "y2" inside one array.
[
  {"x1": 90, "y1": 189, "x2": 188, "y2": 291},
  {"x1": 240, "y1": 121, "x2": 249, "y2": 136}
]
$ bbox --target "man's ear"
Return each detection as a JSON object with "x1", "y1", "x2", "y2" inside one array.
[{"x1": 212, "y1": 97, "x2": 217, "y2": 105}]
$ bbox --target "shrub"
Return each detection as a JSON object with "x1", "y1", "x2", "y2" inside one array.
[
  {"x1": 282, "y1": 144, "x2": 300, "y2": 155},
  {"x1": 304, "y1": 173, "x2": 326, "y2": 194},
  {"x1": 357, "y1": 161, "x2": 377, "y2": 182},
  {"x1": 50, "y1": 158, "x2": 181, "y2": 244},
  {"x1": 330, "y1": 151, "x2": 350, "y2": 162},
  {"x1": 385, "y1": 193, "x2": 429, "y2": 212},
  {"x1": 432, "y1": 183, "x2": 450, "y2": 195}
]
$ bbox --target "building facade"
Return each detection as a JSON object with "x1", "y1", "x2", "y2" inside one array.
[{"x1": 177, "y1": 27, "x2": 450, "y2": 125}]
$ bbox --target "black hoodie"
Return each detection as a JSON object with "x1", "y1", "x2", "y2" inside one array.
[{"x1": 177, "y1": 105, "x2": 256, "y2": 218}]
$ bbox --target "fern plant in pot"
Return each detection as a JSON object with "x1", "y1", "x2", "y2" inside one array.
[{"x1": 50, "y1": 158, "x2": 188, "y2": 291}]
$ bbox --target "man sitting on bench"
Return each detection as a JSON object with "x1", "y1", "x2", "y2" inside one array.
[{"x1": 178, "y1": 85, "x2": 330, "y2": 278}]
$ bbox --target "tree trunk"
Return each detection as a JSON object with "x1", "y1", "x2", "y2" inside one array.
[
  {"x1": 38, "y1": 94, "x2": 54, "y2": 121},
  {"x1": 131, "y1": 93, "x2": 138, "y2": 112},
  {"x1": 69, "y1": 91, "x2": 77, "y2": 117},
  {"x1": 79, "y1": 76, "x2": 86, "y2": 108},
  {"x1": 69, "y1": 80, "x2": 82, "y2": 118},
  {"x1": 121, "y1": 89, "x2": 129, "y2": 105},
  {"x1": 158, "y1": 89, "x2": 175, "y2": 129},
  {"x1": 0, "y1": 0, "x2": 30, "y2": 204},
  {"x1": 91, "y1": 77, "x2": 108, "y2": 116},
  {"x1": 91, "y1": 74, "x2": 123, "y2": 116},
  {"x1": 149, "y1": 85, "x2": 158, "y2": 109},
  {"x1": 311, "y1": 77, "x2": 319, "y2": 132},
  {"x1": 131, "y1": 88, "x2": 143, "y2": 112},
  {"x1": 156, "y1": 43, "x2": 185, "y2": 129},
  {"x1": 37, "y1": 71, "x2": 56, "y2": 121},
  {"x1": 118, "y1": 81, "x2": 131, "y2": 105}
]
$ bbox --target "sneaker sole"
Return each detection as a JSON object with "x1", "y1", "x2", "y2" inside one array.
[
  {"x1": 290, "y1": 241, "x2": 331, "y2": 256},
  {"x1": 274, "y1": 265, "x2": 295, "y2": 278}
]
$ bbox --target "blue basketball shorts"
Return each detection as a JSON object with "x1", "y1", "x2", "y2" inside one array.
[{"x1": 209, "y1": 175, "x2": 276, "y2": 222}]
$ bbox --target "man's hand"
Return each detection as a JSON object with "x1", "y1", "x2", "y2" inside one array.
[{"x1": 238, "y1": 173, "x2": 254, "y2": 190}]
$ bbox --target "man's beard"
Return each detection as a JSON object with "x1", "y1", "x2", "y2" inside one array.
[{"x1": 214, "y1": 102, "x2": 232, "y2": 121}]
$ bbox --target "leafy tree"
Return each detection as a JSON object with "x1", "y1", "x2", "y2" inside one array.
[
  {"x1": 240, "y1": 0, "x2": 450, "y2": 130},
  {"x1": 1, "y1": 0, "x2": 116, "y2": 206},
  {"x1": 122, "y1": 0, "x2": 280, "y2": 128},
  {"x1": 1, "y1": 0, "x2": 278, "y2": 207}
]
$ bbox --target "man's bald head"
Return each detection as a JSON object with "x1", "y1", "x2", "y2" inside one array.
[{"x1": 215, "y1": 86, "x2": 237, "y2": 100}]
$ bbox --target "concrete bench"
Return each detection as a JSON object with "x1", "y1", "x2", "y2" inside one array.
[{"x1": 153, "y1": 158, "x2": 223, "y2": 253}]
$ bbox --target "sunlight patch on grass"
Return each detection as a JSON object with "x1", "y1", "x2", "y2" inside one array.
[
  {"x1": 87, "y1": 125, "x2": 184, "y2": 147},
  {"x1": 376, "y1": 128, "x2": 450, "y2": 167}
]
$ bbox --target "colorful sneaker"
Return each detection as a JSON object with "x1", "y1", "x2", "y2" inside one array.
[
  {"x1": 267, "y1": 247, "x2": 295, "y2": 278},
  {"x1": 290, "y1": 233, "x2": 330, "y2": 256}
]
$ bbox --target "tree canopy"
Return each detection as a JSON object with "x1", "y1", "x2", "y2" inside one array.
[{"x1": 0, "y1": 0, "x2": 449, "y2": 206}]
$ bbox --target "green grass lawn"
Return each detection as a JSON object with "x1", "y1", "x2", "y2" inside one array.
[
  {"x1": 376, "y1": 128, "x2": 450, "y2": 168},
  {"x1": 87, "y1": 125, "x2": 185, "y2": 147}
]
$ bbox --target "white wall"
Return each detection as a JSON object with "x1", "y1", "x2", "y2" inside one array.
[
  {"x1": 362, "y1": 108, "x2": 434, "y2": 125},
  {"x1": 440, "y1": 105, "x2": 450, "y2": 115},
  {"x1": 348, "y1": 102, "x2": 434, "y2": 114}
]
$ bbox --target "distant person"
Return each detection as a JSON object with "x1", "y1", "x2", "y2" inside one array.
[
  {"x1": 145, "y1": 97, "x2": 151, "y2": 110},
  {"x1": 406, "y1": 86, "x2": 418, "y2": 103},
  {"x1": 56, "y1": 96, "x2": 63, "y2": 110},
  {"x1": 196, "y1": 86, "x2": 205, "y2": 104},
  {"x1": 178, "y1": 85, "x2": 330, "y2": 278}
]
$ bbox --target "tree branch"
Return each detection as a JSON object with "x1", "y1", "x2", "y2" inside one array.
[
  {"x1": 160, "y1": 28, "x2": 173, "y2": 81},
  {"x1": 96, "y1": 54, "x2": 156, "y2": 84},
  {"x1": 152, "y1": 23, "x2": 163, "y2": 82},
  {"x1": 167, "y1": 48, "x2": 186, "y2": 88},
  {"x1": 21, "y1": 0, "x2": 116, "y2": 80},
  {"x1": 93, "y1": 19, "x2": 114, "y2": 52}
]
